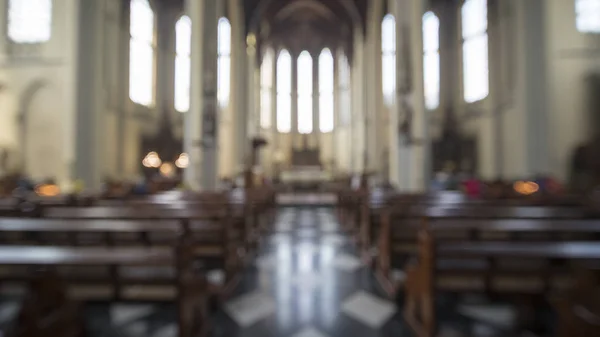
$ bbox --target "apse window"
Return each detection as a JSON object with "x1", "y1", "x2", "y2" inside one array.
[
  {"x1": 8, "y1": 0, "x2": 52, "y2": 43},
  {"x1": 462, "y1": 0, "x2": 489, "y2": 103},
  {"x1": 319, "y1": 48, "x2": 334, "y2": 133},
  {"x1": 382, "y1": 14, "x2": 396, "y2": 106},
  {"x1": 576, "y1": 0, "x2": 600, "y2": 33},
  {"x1": 175, "y1": 15, "x2": 191, "y2": 113},
  {"x1": 260, "y1": 49, "x2": 274, "y2": 129},
  {"x1": 423, "y1": 11, "x2": 440, "y2": 110},
  {"x1": 218, "y1": 18, "x2": 231, "y2": 108},
  {"x1": 129, "y1": 0, "x2": 155, "y2": 106},
  {"x1": 297, "y1": 51, "x2": 313, "y2": 134},
  {"x1": 277, "y1": 49, "x2": 292, "y2": 133}
]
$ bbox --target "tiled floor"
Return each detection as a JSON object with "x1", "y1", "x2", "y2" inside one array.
[
  {"x1": 211, "y1": 207, "x2": 407, "y2": 337},
  {"x1": 0, "y1": 206, "x2": 555, "y2": 337}
]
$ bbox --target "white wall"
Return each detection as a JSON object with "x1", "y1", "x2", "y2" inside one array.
[{"x1": 544, "y1": 0, "x2": 600, "y2": 180}]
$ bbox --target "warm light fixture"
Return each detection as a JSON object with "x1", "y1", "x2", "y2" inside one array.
[
  {"x1": 513, "y1": 181, "x2": 539, "y2": 196},
  {"x1": 142, "y1": 151, "x2": 162, "y2": 168},
  {"x1": 159, "y1": 162, "x2": 175, "y2": 178},
  {"x1": 35, "y1": 184, "x2": 60, "y2": 197},
  {"x1": 175, "y1": 153, "x2": 189, "y2": 169}
]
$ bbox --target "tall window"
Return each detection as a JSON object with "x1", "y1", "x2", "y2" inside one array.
[
  {"x1": 8, "y1": 0, "x2": 52, "y2": 43},
  {"x1": 423, "y1": 12, "x2": 440, "y2": 110},
  {"x1": 218, "y1": 18, "x2": 231, "y2": 108},
  {"x1": 462, "y1": 0, "x2": 489, "y2": 103},
  {"x1": 338, "y1": 52, "x2": 351, "y2": 126},
  {"x1": 260, "y1": 49, "x2": 274, "y2": 129},
  {"x1": 382, "y1": 14, "x2": 396, "y2": 106},
  {"x1": 297, "y1": 51, "x2": 313, "y2": 134},
  {"x1": 129, "y1": 0, "x2": 154, "y2": 106},
  {"x1": 277, "y1": 50, "x2": 292, "y2": 133},
  {"x1": 175, "y1": 16, "x2": 191, "y2": 112},
  {"x1": 319, "y1": 49, "x2": 334, "y2": 133},
  {"x1": 576, "y1": 0, "x2": 600, "y2": 33}
]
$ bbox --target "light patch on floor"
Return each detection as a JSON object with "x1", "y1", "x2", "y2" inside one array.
[
  {"x1": 290, "y1": 327, "x2": 331, "y2": 337},
  {"x1": 332, "y1": 253, "x2": 362, "y2": 271},
  {"x1": 341, "y1": 291, "x2": 397, "y2": 328},
  {"x1": 224, "y1": 291, "x2": 277, "y2": 327}
]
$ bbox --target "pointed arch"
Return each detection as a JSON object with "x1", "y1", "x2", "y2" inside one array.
[
  {"x1": 297, "y1": 51, "x2": 313, "y2": 134},
  {"x1": 129, "y1": 0, "x2": 155, "y2": 106},
  {"x1": 277, "y1": 49, "x2": 292, "y2": 133},
  {"x1": 175, "y1": 15, "x2": 191, "y2": 112}
]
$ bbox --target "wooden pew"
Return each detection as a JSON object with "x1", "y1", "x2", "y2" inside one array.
[
  {"x1": 404, "y1": 226, "x2": 600, "y2": 337},
  {"x1": 0, "y1": 244, "x2": 206, "y2": 337},
  {"x1": 375, "y1": 200, "x2": 592, "y2": 293},
  {"x1": 38, "y1": 205, "x2": 242, "y2": 294}
]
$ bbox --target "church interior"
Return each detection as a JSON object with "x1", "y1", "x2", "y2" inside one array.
[{"x1": 0, "y1": 0, "x2": 599, "y2": 336}]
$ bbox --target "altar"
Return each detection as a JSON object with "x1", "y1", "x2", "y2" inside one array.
[{"x1": 280, "y1": 166, "x2": 331, "y2": 190}]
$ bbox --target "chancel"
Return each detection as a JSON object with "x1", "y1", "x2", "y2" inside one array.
[{"x1": 0, "y1": 0, "x2": 599, "y2": 336}]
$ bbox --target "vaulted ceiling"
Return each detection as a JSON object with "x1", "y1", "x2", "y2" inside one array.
[{"x1": 244, "y1": 0, "x2": 368, "y2": 57}]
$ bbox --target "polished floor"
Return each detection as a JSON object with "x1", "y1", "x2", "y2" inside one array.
[
  {"x1": 0, "y1": 207, "x2": 549, "y2": 337},
  {"x1": 211, "y1": 207, "x2": 405, "y2": 337}
]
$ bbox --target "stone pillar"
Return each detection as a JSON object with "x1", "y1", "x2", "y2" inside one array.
[
  {"x1": 407, "y1": 0, "x2": 428, "y2": 191},
  {"x1": 74, "y1": 0, "x2": 107, "y2": 190},
  {"x1": 229, "y1": 0, "x2": 248, "y2": 174},
  {"x1": 313, "y1": 52, "x2": 320, "y2": 151},
  {"x1": 184, "y1": 0, "x2": 219, "y2": 190},
  {"x1": 291, "y1": 53, "x2": 298, "y2": 148}
]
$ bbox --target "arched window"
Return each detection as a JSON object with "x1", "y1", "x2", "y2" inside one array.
[
  {"x1": 576, "y1": 0, "x2": 600, "y2": 33},
  {"x1": 338, "y1": 52, "x2": 351, "y2": 126},
  {"x1": 175, "y1": 15, "x2": 191, "y2": 112},
  {"x1": 129, "y1": 0, "x2": 154, "y2": 106},
  {"x1": 8, "y1": 0, "x2": 52, "y2": 43},
  {"x1": 217, "y1": 18, "x2": 231, "y2": 108},
  {"x1": 277, "y1": 50, "x2": 292, "y2": 133},
  {"x1": 260, "y1": 49, "x2": 274, "y2": 129},
  {"x1": 462, "y1": 0, "x2": 489, "y2": 103},
  {"x1": 319, "y1": 48, "x2": 334, "y2": 133},
  {"x1": 297, "y1": 51, "x2": 313, "y2": 134},
  {"x1": 423, "y1": 12, "x2": 440, "y2": 110},
  {"x1": 382, "y1": 14, "x2": 396, "y2": 106}
]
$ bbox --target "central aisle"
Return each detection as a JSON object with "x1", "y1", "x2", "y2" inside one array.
[{"x1": 212, "y1": 207, "x2": 405, "y2": 337}]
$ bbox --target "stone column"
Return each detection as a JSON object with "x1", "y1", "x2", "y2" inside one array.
[
  {"x1": 74, "y1": 0, "x2": 107, "y2": 190},
  {"x1": 184, "y1": 0, "x2": 219, "y2": 190},
  {"x1": 291, "y1": 54, "x2": 299, "y2": 149},
  {"x1": 407, "y1": 0, "x2": 429, "y2": 191},
  {"x1": 229, "y1": 0, "x2": 248, "y2": 175},
  {"x1": 313, "y1": 52, "x2": 320, "y2": 151}
]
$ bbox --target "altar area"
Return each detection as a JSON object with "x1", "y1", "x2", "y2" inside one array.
[{"x1": 279, "y1": 166, "x2": 332, "y2": 191}]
